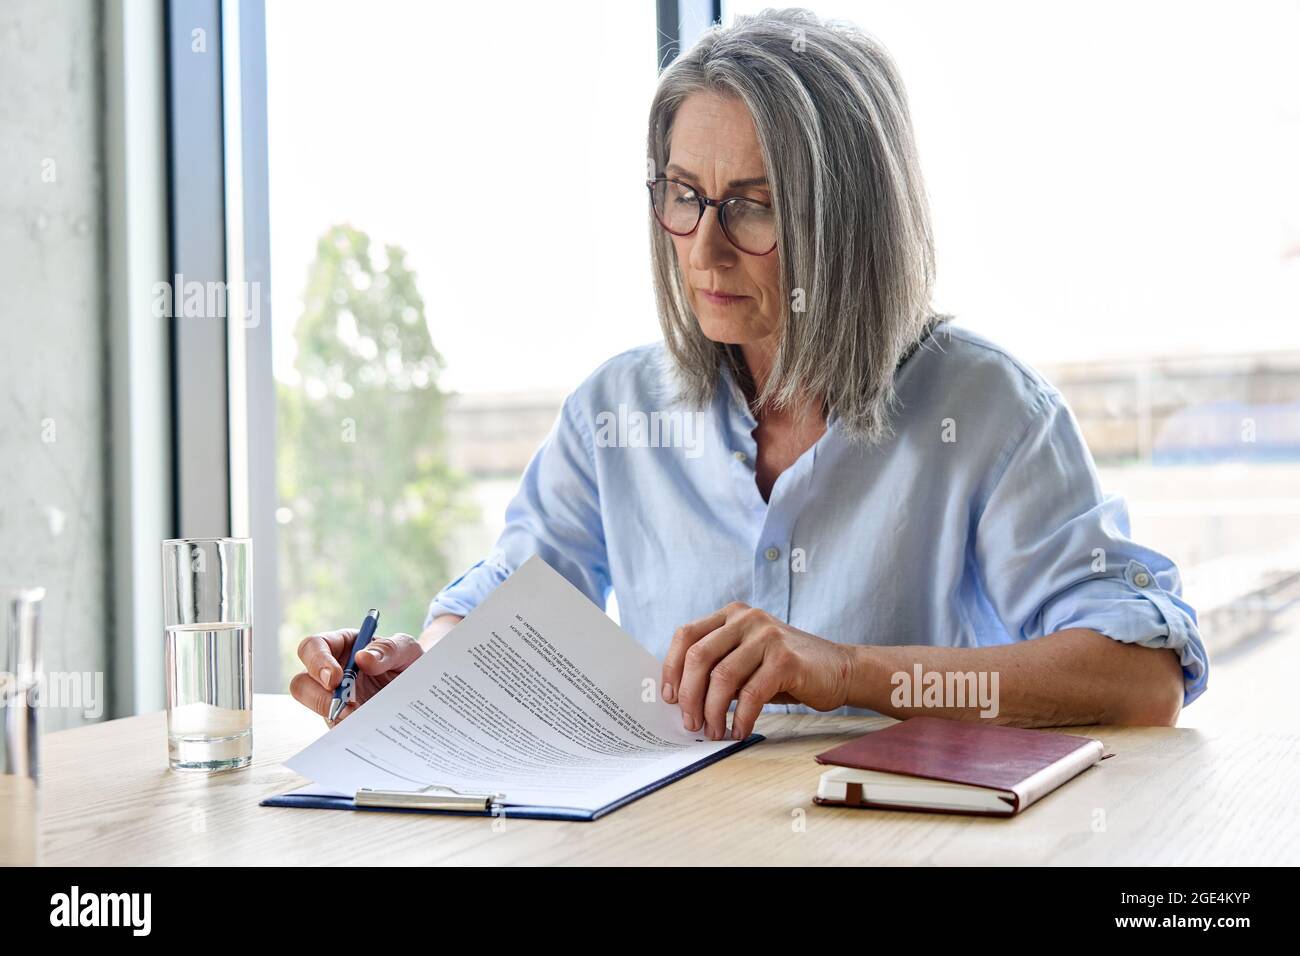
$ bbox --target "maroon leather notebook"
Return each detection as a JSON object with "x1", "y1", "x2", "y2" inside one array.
[{"x1": 813, "y1": 717, "x2": 1107, "y2": 816}]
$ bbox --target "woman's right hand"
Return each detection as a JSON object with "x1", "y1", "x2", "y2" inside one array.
[{"x1": 290, "y1": 628, "x2": 424, "y2": 726}]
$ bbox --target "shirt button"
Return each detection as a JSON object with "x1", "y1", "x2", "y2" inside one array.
[
  {"x1": 733, "y1": 451, "x2": 747, "y2": 463},
  {"x1": 1134, "y1": 571, "x2": 1152, "y2": 588},
  {"x1": 764, "y1": 546, "x2": 780, "y2": 562}
]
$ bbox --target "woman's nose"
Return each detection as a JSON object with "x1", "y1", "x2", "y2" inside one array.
[{"x1": 687, "y1": 205, "x2": 737, "y2": 270}]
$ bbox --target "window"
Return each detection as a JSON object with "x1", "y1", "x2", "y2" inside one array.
[
  {"x1": 726, "y1": 0, "x2": 1300, "y2": 727},
  {"x1": 265, "y1": 1, "x2": 660, "y2": 673}
]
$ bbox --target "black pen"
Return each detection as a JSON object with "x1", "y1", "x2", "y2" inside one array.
[{"x1": 329, "y1": 608, "x2": 379, "y2": 722}]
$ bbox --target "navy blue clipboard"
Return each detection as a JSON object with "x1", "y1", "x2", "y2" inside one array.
[{"x1": 260, "y1": 732, "x2": 765, "y2": 822}]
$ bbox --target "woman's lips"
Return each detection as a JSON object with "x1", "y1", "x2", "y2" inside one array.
[{"x1": 699, "y1": 289, "x2": 748, "y2": 306}]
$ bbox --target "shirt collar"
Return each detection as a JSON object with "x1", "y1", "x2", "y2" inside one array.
[
  {"x1": 714, "y1": 317, "x2": 946, "y2": 438},
  {"x1": 717, "y1": 357, "x2": 758, "y2": 432},
  {"x1": 717, "y1": 355, "x2": 844, "y2": 436}
]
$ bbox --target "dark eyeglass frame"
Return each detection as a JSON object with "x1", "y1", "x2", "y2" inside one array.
[{"x1": 645, "y1": 177, "x2": 778, "y2": 256}]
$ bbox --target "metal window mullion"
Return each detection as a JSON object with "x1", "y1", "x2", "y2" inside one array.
[
  {"x1": 221, "y1": 0, "x2": 279, "y2": 693},
  {"x1": 167, "y1": 0, "x2": 230, "y2": 540},
  {"x1": 105, "y1": 0, "x2": 172, "y2": 717},
  {"x1": 657, "y1": 0, "x2": 721, "y2": 70}
]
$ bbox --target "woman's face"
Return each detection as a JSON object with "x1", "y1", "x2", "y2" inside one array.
[{"x1": 665, "y1": 92, "x2": 782, "y2": 350}]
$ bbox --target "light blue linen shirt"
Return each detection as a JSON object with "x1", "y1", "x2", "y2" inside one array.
[{"x1": 425, "y1": 321, "x2": 1208, "y2": 714}]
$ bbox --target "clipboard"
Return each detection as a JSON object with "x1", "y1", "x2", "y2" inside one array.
[{"x1": 260, "y1": 732, "x2": 765, "y2": 822}]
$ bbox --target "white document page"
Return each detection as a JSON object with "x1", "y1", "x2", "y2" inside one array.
[{"x1": 284, "y1": 556, "x2": 746, "y2": 812}]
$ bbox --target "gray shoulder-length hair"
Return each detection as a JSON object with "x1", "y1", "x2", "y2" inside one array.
[{"x1": 647, "y1": 7, "x2": 943, "y2": 444}]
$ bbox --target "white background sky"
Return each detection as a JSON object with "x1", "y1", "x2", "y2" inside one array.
[{"x1": 266, "y1": 0, "x2": 1300, "y2": 395}]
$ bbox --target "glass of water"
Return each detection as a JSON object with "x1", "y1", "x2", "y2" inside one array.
[
  {"x1": 161, "y1": 538, "x2": 253, "y2": 772},
  {"x1": 1, "y1": 586, "x2": 44, "y2": 866}
]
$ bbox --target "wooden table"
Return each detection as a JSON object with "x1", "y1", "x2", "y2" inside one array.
[{"x1": 32, "y1": 694, "x2": 1299, "y2": 865}]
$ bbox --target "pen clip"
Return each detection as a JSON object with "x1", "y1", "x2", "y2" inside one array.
[{"x1": 354, "y1": 784, "x2": 504, "y2": 812}]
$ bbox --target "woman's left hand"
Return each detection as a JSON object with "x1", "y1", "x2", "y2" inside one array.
[{"x1": 661, "y1": 602, "x2": 856, "y2": 741}]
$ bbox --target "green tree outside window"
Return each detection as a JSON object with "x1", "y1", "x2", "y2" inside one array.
[{"x1": 277, "y1": 224, "x2": 476, "y2": 677}]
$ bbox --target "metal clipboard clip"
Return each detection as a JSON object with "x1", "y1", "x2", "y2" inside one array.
[{"x1": 354, "y1": 784, "x2": 505, "y2": 812}]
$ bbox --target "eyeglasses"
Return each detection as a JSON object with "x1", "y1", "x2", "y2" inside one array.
[{"x1": 646, "y1": 177, "x2": 778, "y2": 256}]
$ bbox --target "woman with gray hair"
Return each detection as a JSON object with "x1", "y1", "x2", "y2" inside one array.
[{"x1": 292, "y1": 8, "x2": 1207, "y2": 741}]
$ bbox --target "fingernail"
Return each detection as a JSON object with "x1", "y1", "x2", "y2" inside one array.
[
  {"x1": 662, "y1": 682, "x2": 673, "y2": 702},
  {"x1": 319, "y1": 667, "x2": 331, "y2": 686},
  {"x1": 368, "y1": 647, "x2": 384, "y2": 663}
]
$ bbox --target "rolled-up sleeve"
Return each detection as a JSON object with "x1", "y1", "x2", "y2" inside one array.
[
  {"x1": 423, "y1": 393, "x2": 610, "y2": 628},
  {"x1": 972, "y1": 391, "x2": 1209, "y2": 707}
]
